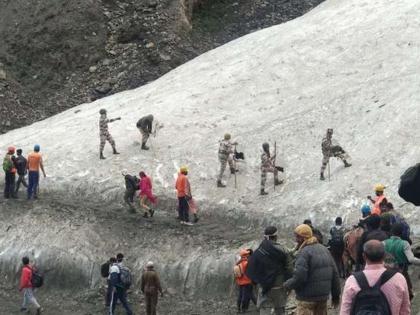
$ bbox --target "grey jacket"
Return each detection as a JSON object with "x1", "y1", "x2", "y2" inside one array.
[{"x1": 284, "y1": 243, "x2": 340, "y2": 302}]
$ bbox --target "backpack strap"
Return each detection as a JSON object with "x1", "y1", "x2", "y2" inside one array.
[
  {"x1": 375, "y1": 269, "x2": 397, "y2": 288},
  {"x1": 353, "y1": 271, "x2": 370, "y2": 290}
]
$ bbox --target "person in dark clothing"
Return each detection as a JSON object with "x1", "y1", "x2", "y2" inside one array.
[
  {"x1": 284, "y1": 224, "x2": 341, "y2": 314},
  {"x1": 141, "y1": 261, "x2": 163, "y2": 315},
  {"x1": 328, "y1": 217, "x2": 345, "y2": 278},
  {"x1": 109, "y1": 255, "x2": 133, "y2": 315},
  {"x1": 14, "y1": 149, "x2": 28, "y2": 194},
  {"x1": 122, "y1": 170, "x2": 139, "y2": 213},
  {"x1": 3, "y1": 146, "x2": 17, "y2": 199},
  {"x1": 246, "y1": 226, "x2": 293, "y2": 315},
  {"x1": 303, "y1": 219, "x2": 324, "y2": 244},
  {"x1": 136, "y1": 114, "x2": 154, "y2": 150},
  {"x1": 356, "y1": 215, "x2": 389, "y2": 269}
]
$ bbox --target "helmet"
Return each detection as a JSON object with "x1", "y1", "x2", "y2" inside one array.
[
  {"x1": 99, "y1": 108, "x2": 107, "y2": 115},
  {"x1": 7, "y1": 146, "x2": 15, "y2": 154},
  {"x1": 180, "y1": 166, "x2": 188, "y2": 173},
  {"x1": 224, "y1": 133, "x2": 231, "y2": 140},
  {"x1": 34, "y1": 144, "x2": 40, "y2": 152},
  {"x1": 262, "y1": 142, "x2": 269, "y2": 152},
  {"x1": 374, "y1": 184, "x2": 385, "y2": 192},
  {"x1": 361, "y1": 204, "x2": 371, "y2": 215}
]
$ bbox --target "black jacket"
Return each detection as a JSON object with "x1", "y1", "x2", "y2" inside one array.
[
  {"x1": 14, "y1": 155, "x2": 27, "y2": 175},
  {"x1": 284, "y1": 243, "x2": 341, "y2": 302},
  {"x1": 125, "y1": 175, "x2": 139, "y2": 192},
  {"x1": 246, "y1": 239, "x2": 292, "y2": 294}
]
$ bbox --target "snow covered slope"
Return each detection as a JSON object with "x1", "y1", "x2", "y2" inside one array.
[{"x1": 2, "y1": 0, "x2": 420, "y2": 231}]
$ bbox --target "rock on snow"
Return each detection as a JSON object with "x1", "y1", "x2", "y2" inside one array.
[{"x1": 1, "y1": 0, "x2": 420, "y2": 231}]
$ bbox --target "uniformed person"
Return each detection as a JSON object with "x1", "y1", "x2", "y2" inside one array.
[
  {"x1": 136, "y1": 114, "x2": 154, "y2": 150},
  {"x1": 320, "y1": 128, "x2": 351, "y2": 180},
  {"x1": 261, "y1": 142, "x2": 283, "y2": 195},
  {"x1": 217, "y1": 133, "x2": 237, "y2": 188},
  {"x1": 99, "y1": 109, "x2": 120, "y2": 159}
]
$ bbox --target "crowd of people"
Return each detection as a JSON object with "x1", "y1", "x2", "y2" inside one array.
[{"x1": 234, "y1": 184, "x2": 418, "y2": 314}]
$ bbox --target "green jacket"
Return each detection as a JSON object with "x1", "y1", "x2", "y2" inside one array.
[{"x1": 384, "y1": 236, "x2": 408, "y2": 267}]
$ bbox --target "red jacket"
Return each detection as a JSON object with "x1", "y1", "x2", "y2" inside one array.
[
  {"x1": 235, "y1": 258, "x2": 252, "y2": 286},
  {"x1": 20, "y1": 265, "x2": 33, "y2": 290}
]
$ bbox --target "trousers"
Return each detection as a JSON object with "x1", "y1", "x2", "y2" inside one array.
[{"x1": 27, "y1": 171, "x2": 39, "y2": 199}]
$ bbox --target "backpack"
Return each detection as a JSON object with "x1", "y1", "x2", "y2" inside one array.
[
  {"x1": 329, "y1": 226, "x2": 345, "y2": 248},
  {"x1": 233, "y1": 264, "x2": 242, "y2": 278},
  {"x1": 118, "y1": 266, "x2": 132, "y2": 289},
  {"x1": 101, "y1": 262, "x2": 110, "y2": 278},
  {"x1": 31, "y1": 269, "x2": 44, "y2": 288},
  {"x1": 2, "y1": 155, "x2": 12, "y2": 172},
  {"x1": 350, "y1": 269, "x2": 396, "y2": 315}
]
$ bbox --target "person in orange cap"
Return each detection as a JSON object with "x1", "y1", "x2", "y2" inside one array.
[
  {"x1": 367, "y1": 184, "x2": 387, "y2": 215},
  {"x1": 234, "y1": 249, "x2": 253, "y2": 313}
]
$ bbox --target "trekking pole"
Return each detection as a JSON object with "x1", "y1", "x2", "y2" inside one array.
[
  {"x1": 234, "y1": 145, "x2": 237, "y2": 189},
  {"x1": 274, "y1": 141, "x2": 277, "y2": 191},
  {"x1": 328, "y1": 160, "x2": 331, "y2": 182}
]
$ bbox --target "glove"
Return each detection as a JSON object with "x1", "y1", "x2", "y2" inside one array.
[{"x1": 276, "y1": 166, "x2": 284, "y2": 172}]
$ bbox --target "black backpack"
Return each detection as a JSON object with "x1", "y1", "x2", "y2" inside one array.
[
  {"x1": 350, "y1": 269, "x2": 396, "y2": 315},
  {"x1": 329, "y1": 226, "x2": 345, "y2": 248},
  {"x1": 31, "y1": 270, "x2": 44, "y2": 288},
  {"x1": 101, "y1": 262, "x2": 110, "y2": 278}
]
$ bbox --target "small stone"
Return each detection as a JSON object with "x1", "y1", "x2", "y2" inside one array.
[
  {"x1": 117, "y1": 71, "x2": 126, "y2": 78},
  {"x1": 0, "y1": 69, "x2": 6, "y2": 80},
  {"x1": 102, "y1": 59, "x2": 112, "y2": 66},
  {"x1": 159, "y1": 53, "x2": 171, "y2": 61},
  {"x1": 145, "y1": 42, "x2": 155, "y2": 48},
  {"x1": 89, "y1": 66, "x2": 97, "y2": 73},
  {"x1": 94, "y1": 83, "x2": 112, "y2": 94},
  {"x1": 109, "y1": 50, "x2": 117, "y2": 56}
]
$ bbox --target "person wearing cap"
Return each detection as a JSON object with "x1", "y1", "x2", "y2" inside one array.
[
  {"x1": 217, "y1": 133, "x2": 238, "y2": 188},
  {"x1": 320, "y1": 128, "x2": 351, "y2": 181},
  {"x1": 99, "y1": 108, "x2": 120, "y2": 160},
  {"x1": 3, "y1": 146, "x2": 17, "y2": 198},
  {"x1": 26, "y1": 145, "x2": 46, "y2": 200},
  {"x1": 284, "y1": 224, "x2": 341, "y2": 314},
  {"x1": 367, "y1": 184, "x2": 387, "y2": 215},
  {"x1": 260, "y1": 142, "x2": 284, "y2": 195},
  {"x1": 122, "y1": 170, "x2": 139, "y2": 213},
  {"x1": 175, "y1": 166, "x2": 193, "y2": 225},
  {"x1": 246, "y1": 226, "x2": 293, "y2": 315},
  {"x1": 141, "y1": 261, "x2": 163, "y2": 315},
  {"x1": 14, "y1": 149, "x2": 28, "y2": 195},
  {"x1": 136, "y1": 114, "x2": 154, "y2": 150}
]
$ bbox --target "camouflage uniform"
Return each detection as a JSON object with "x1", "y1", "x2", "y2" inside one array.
[
  {"x1": 217, "y1": 139, "x2": 235, "y2": 182},
  {"x1": 261, "y1": 152, "x2": 279, "y2": 191},
  {"x1": 320, "y1": 136, "x2": 350, "y2": 174},
  {"x1": 99, "y1": 114, "x2": 116, "y2": 152}
]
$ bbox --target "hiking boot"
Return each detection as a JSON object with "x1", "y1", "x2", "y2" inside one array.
[
  {"x1": 260, "y1": 189, "x2": 268, "y2": 195},
  {"x1": 143, "y1": 212, "x2": 149, "y2": 218},
  {"x1": 184, "y1": 221, "x2": 193, "y2": 226},
  {"x1": 141, "y1": 143, "x2": 149, "y2": 150},
  {"x1": 217, "y1": 180, "x2": 226, "y2": 188},
  {"x1": 320, "y1": 173, "x2": 325, "y2": 181},
  {"x1": 344, "y1": 160, "x2": 352, "y2": 168},
  {"x1": 150, "y1": 209, "x2": 155, "y2": 217},
  {"x1": 112, "y1": 148, "x2": 120, "y2": 155},
  {"x1": 274, "y1": 179, "x2": 283, "y2": 186},
  {"x1": 193, "y1": 214, "x2": 199, "y2": 223},
  {"x1": 100, "y1": 152, "x2": 106, "y2": 160}
]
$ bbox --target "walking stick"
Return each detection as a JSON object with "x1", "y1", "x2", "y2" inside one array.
[
  {"x1": 234, "y1": 145, "x2": 237, "y2": 189},
  {"x1": 328, "y1": 160, "x2": 331, "y2": 182},
  {"x1": 274, "y1": 141, "x2": 277, "y2": 191}
]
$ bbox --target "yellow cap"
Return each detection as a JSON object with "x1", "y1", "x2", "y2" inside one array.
[
  {"x1": 374, "y1": 184, "x2": 385, "y2": 192},
  {"x1": 180, "y1": 166, "x2": 188, "y2": 173}
]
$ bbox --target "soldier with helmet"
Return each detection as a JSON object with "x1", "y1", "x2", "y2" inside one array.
[
  {"x1": 260, "y1": 142, "x2": 283, "y2": 195},
  {"x1": 99, "y1": 108, "x2": 120, "y2": 159},
  {"x1": 320, "y1": 128, "x2": 351, "y2": 180},
  {"x1": 217, "y1": 133, "x2": 238, "y2": 188}
]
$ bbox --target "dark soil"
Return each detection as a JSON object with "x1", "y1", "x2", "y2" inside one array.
[{"x1": 0, "y1": 0, "x2": 324, "y2": 134}]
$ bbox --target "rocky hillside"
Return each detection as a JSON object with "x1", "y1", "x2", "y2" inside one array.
[{"x1": 0, "y1": 0, "x2": 323, "y2": 133}]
